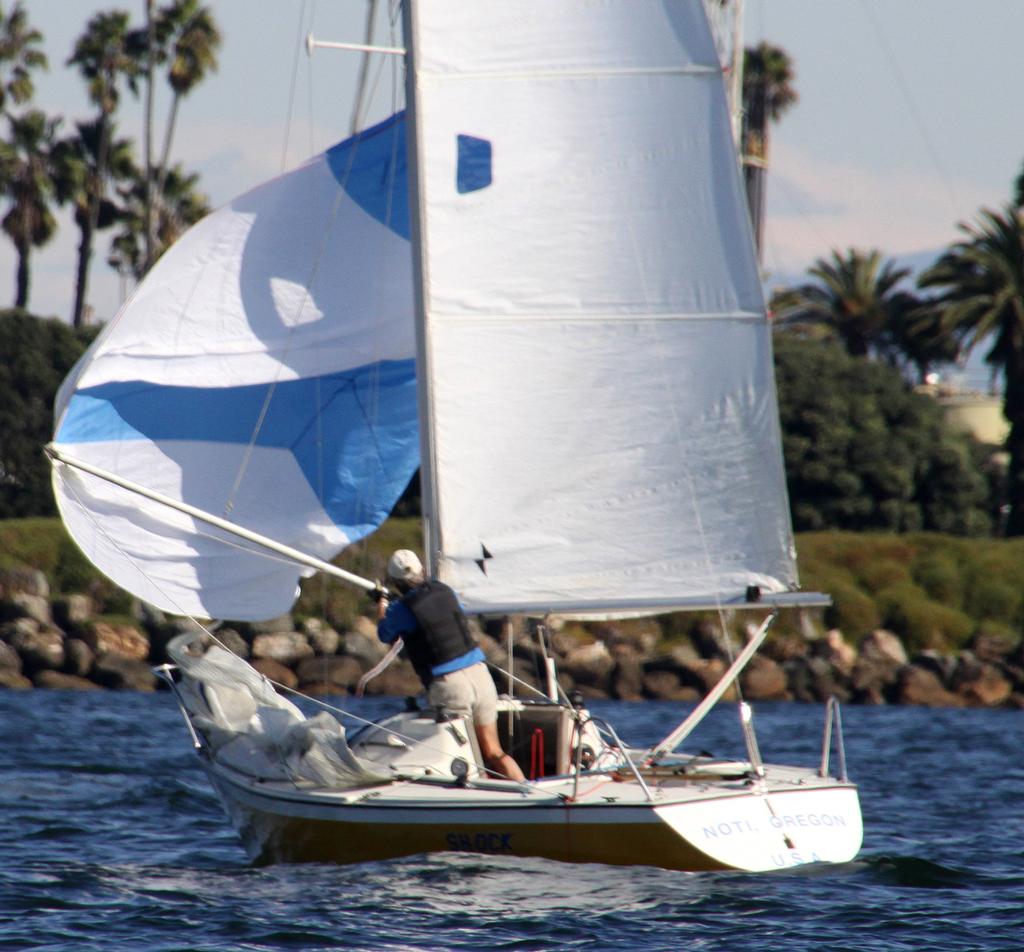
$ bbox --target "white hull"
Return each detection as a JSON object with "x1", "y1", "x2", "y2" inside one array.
[
  {"x1": 162, "y1": 640, "x2": 861, "y2": 873},
  {"x1": 201, "y1": 753, "x2": 862, "y2": 872}
]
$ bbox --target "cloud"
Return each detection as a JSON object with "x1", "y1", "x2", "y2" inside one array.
[{"x1": 760, "y1": 141, "x2": 1000, "y2": 276}]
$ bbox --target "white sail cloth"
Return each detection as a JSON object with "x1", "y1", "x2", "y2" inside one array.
[
  {"x1": 51, "y1": 116, "x2": 417, "y2": 621},
  {"x1": 406, "y1": 1, "x2": 799, "y2": 614},
  {"x1": 52, "y1": 0, "x2": 803, "y2": 624},
  {"x1": 169, "y1": 635, "x2": 389, "y2": 788}
]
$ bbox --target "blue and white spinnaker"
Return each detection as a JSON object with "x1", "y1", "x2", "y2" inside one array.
[{"x1": 51, "y1": 114, "x2": 416, "y2": 621}]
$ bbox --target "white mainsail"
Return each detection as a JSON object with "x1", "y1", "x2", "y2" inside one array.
[{"x1": 404, "y1": 1, "x2": 798, "y2": 615}]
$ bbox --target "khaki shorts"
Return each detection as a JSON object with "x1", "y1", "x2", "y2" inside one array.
[{"x1": 427, "y1": 662, "x2": 498, "y2": 726}]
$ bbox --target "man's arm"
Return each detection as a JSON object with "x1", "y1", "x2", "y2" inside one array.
[{"x1": 377, "y1": 598, "x2": 417, "y2": 645}]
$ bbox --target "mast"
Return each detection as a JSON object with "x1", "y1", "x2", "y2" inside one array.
[
  {"x1": 704, "y1": 0, "x2": 744, "y2": 146},
  {"x1": 400, "y1": 0, "x2": 442, "y2": 579},
  {"x1": 728, "y1": 0, "x2": 744, "y2": 147}
]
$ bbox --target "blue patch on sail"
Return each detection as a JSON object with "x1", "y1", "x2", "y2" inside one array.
[
  {"x1": 326, "y1": 112, "x2": 410, "y2": 241},
  {"x1": 457, "y1": 135, "x2": 492, "y2": 193},
  {"x1": 56, "y1": 360, "x2": 419, "y2": 536}
]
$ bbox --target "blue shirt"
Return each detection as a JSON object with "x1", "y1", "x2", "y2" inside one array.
[{"x1": 378, "y1": 598, "x2": 485, "y2": 677}]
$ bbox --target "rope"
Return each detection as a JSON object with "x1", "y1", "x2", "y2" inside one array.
[
  {"x1": 355, "y1": 637, "x2": 402, "y2": 696},
  {"x1": 279, "y1": 0, "x2": 309, "y2": 172},
  {"x1": 56, "y1": 462, "x2": 537, "y2": 789},
  {"x1": 222, "y1": 101, "x2": 405, "y2": 521},
  {"x1": 857, "y1": 0, "x2": 961, "y2": 217}
]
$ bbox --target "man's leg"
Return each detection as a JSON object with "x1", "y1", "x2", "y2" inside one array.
[{"x1": 474, "y1": 720, "x2": 526, "y2": 782}]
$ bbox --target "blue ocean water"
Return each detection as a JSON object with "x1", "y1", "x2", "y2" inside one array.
[{"x1": 2, "y1": 689, "x2": 1022, "y2": 951}]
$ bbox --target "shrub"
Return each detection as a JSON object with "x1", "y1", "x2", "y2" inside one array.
[
  {"x1": 876, "y1": 581, "x2": 973, "y2": 652},
  {"x1": 963, "y1": 578, "x2": 1022, "y2": 628},
  {"x1": 913, "y1": 551, "x2": 964, "y2": 608},
  {"x1": 53, "y1": 535, "x2": 103, "y2": 594},
  {"x1": 823, "y1": 579, "x2": 880, "y2": 639},
  {"x1": 0, "y1": 518, "x2": 65, "y2": 573},
  {"x1": 0, "y1": 311, "x2": 98, "y2": 518},
  {"x1": 856, "y1": 558, "x2": 912, "y2": 594}
]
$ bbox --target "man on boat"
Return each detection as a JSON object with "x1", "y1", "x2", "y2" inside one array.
[{"x1": 376, "y1": 550, "x2": 526, "y2": 782}]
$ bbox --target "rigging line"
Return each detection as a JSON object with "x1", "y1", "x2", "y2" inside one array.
[
  {"x1": 55, "y1": 464, "x2": 528, "y2": 788},
  {"x1": 280, "y1": 0, "x2": 310, "y2": 172},
  {"x1": 366, "y1": 112, "x2": 404, "y2": 507},
  {"x1": 354, "y1": 31, "x2": 390, "y2": 132},
  {"x1": 307, "y1": 0, "x2": 318, "y2": 158},
  {"x1": 325, "y1": 120, "x2": 404, "y2": 537},
  {"x1": 764, "y1": 173, "x2": 834, "y2": 269},
  {"x1": 354, "y1": 0, "x2": 403, "y2": 131},
  {"x1": 170, "y1": 513, "x2": 338, "y2": 571},
  {"x1": 311, "y1": 378, "x2": 333, "y2": 615},
  {"x1": 223, "y1": 108, "x2": 373, "y2": 519},
  {"x1": 857, "y1": 0, "x2": 961, "y2": 216},
  {"x1": 265, "y1": 679, "x2": 540, "y2": 790},
  {"x1": 344, "y1": 5, "x2": 405, "y2": 540},
  {"x1": 492, "y1": 661, "x2": 572, "y2": 709},
  {"x1": 388, "y1": 0, "x2": 402, "y2": 116},
  {"x1": 350, "y1": 0, "x2": 380, "y2": 136}
]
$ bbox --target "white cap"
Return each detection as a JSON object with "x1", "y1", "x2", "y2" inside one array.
[{"x1": 387, "y1": 549, "x2": 423, "y2": 583}]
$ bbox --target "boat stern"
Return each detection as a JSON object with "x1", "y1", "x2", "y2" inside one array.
[{"x1": 655, "y1": 780, "x2": 863, "y2": 872}]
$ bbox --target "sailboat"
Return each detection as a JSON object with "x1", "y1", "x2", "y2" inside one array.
[{"x1": 47, "y1": 1, "x2": 862, "y2": 872}]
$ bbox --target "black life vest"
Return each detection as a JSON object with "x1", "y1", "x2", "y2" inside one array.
[{"x1": 401, "y1": 581, "x2": 476, "y2": 685}]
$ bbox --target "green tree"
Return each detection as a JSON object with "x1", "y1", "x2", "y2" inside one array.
[
  {"x1": 774, "y1": 335, "x2": 993, "y2": 536},
  {"x1": 879, "y1": 294, "x2": 960, "y2": 385},
  {"x1": 741, "y1": 42, "x2": 797, "y2": 261},
  {"x1": 773, "y1": 248, "x2": 920, "y2": 359},
  {"x1": 0, "y1": 109, "x2": 60, "y2": 308},
  {"x1": 0, "y1": 1, "x2": 47, "y2": 116},
  {"x1": 109, "y1": 160, "x2": 208, "y2": 280},
  {"x1": 919, "y1": 205, "x2": 1024, "y2": 534},
  {"x1": 0, "y1": 310, "x2": 96, "y2": 518},
  {"x1": 66, "y1": 10, "x2": 140, "y2": 327}
]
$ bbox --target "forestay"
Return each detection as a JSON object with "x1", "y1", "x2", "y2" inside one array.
[
  {"x1": 404, "y1": 1, "x2": 799, "y2": 615},
  {"x1": 51, "y1": 116, "x2": 417, "y2": 621}
]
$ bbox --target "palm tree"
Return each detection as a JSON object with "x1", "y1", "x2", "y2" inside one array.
[
  {"x1": 741, "y1": 42, "x2": 797, "y2": 262},
  {"x1": 880, "y1": 294, "x2": 960, "y2": 385},
  {"x1": 154, "y1": 1, "x2": 220, "y2": 184},
  {"x1": 66, "y1": 11, "x2": 139, "y2": 326},
  {"x1": 920, "y1": 206, "x2": 1024, "y2": 533},
  {"x1": 773, "y1": 248, "x2": 913, "y2": 358},
  {"x1": 126, "y1": 1, "x2": 220, "y2": 275},
  {"x1": 129, "y1": 0, "x2": 218, "y2": 275},
  {"x1": 109, "y1": 159, "x2": 208, "y2": 283},
  {"x1": 0, "y1": 109, "x2": 60, "y2": 308},
  {"x1": 52, "y1": 119, "x2": 136, "y2": 322},
  {"x1": 0, "y1": 2, "x2": 47, "y2": 116}
]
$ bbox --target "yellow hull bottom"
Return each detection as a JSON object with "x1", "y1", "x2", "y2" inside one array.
[
  {"x1": 208, "y1": 769, "x2": 863, "y2": 873},
  {"x1": 237, "y1": 807, "x2": 733, "y2": 871}
]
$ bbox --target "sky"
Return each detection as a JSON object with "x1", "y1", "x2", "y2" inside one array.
[{"x1": 3, "y1": 0, "x2": 1024, "y2": 326}]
